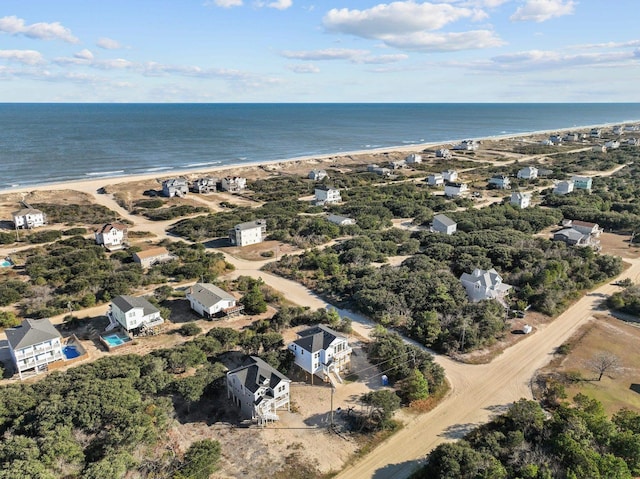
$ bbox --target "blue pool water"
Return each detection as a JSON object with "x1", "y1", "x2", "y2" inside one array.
[
  {"x1": 102, "y1": 333, "x2": 131, "y2": 347},
  {"x1": 62, "y1": 345, "x2": 81, "y2": 359},
  {"x1": 0, "y1": 260, "x2": 12, "y2": 267}
]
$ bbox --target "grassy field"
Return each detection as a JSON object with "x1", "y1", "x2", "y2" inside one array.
[{"x1": 556, "y1": 315, "x2": 640, "y2": 414}]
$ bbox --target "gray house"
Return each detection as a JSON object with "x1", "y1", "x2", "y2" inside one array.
[
  {"x1": 431, "y1": 214, "x2": 457, "y2": 235},
  {"x1": 190, "y1": 177, "x2": 217, "y2": 193},
  {"x1": 229, "y1": 219, "x2": 267, "y2": 247},
  {"x1": 309, "y1": 169, "x2": 328, "y2": 181},
  {"x1": 187, "y1": 283, "x2": 242, "y2": 318},
  {"x1": 162, "y1": 178, "x2": 188, "y2": 197},
  {"x1": 226, "y1": 356, "x2": 291, "y2": 424},
  {"x1": 6, "y1": 318, "x2": 64, "y2": 379},
  {"x1": 460, "y1": 268, "x2": 512, "y2": 304}
]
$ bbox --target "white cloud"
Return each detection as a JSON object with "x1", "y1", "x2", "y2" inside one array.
[
  {"x1": 267, "y1": 0, "x2": 292, "y2": 9},
  {"x1": 0, "y1": 15, "x2": 78, "y2": 43},
  {"x1": 0, "y1": 49, "x2": 44, "y2": 65},
  {"x1": 382, "y1": 29, "x2": 504, "y2": 51},
  {"x1": 96, "y1": 37, "x2": 123, "y2": 50},
  {"x1": 573, "y1": 40, "x2": 640, "y2": 50},
  {"x1": 324, "y1": 2, "x2": 479, "y2": 37},
  {"x1": 281, "y1": 48, "x2": 409, "y2": 63},
  {"x1": 74, "y1": 49, "x2": 94, "y2": 60},
  {"x1": 287, "y1": 63, "x2": 320, "y2": 73},
  {"x1": 510, "y1": 0, "x2": 575, "y2": 22},
  {"x1": 204, "y1": 0, "x2": 243, "y2": 7}
]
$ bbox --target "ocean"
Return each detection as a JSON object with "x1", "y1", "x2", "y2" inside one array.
[{"x1": 1, "y1": 103, "x2": 640, "y2": 190}]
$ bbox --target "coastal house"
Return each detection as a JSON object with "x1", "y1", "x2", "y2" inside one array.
[
  {"x1": 548, "y1": 135, "x2": 563, "y2": 145},
  {"x1": 563, "y1": 132, "x2": 580, "y2": 142},
  {"x1": 592, "y1": 145, "x2": 607, "y2": 153},
  {"x1": 226, "y1": 356, "x2": 291, "y2": 424},
  {"x1": 572, "y1": 176, "x2": 593, "y2": 191},
  {"x1": 229, "y1": 219, "x2": 267, "y2": 247},
  {"x1": 605, "y1": 140, "x2": 620, "y2": 150},
  {"x1": 442, "y1": 170, "x2": 459, "y2": 182},
  {"x1": 108, "y1": 295, "x2": 163, "y2": 334},
  {"x1": 187, "y1": 282, "x2": 242, "y2": 318},
  {"x1": 309, "y1": 169, "x2": 328, "y2": 181},
  {"x1": 162, "y1": 178, "x2": 188, "y2": 198},
  {"x1": 540, "y1": 139, "x2": 554, "y2": 146},
  {"x1": 427, "y1": 173, "x2": 444, "y2": 187},
  {"x1": 190, "y1": 177, "x2": 217, "y2": 194},
  {"x1": 452, "y1": 140, "x2": 479, "y2": 151},
  {"x1": 625, "y1": 138, "x2": 640, "y2": 146},
  {"x1": 562, "y1": 220, "x2": 602, "y2": 237},
  {"x1": 12, "y1": 207, "x2": 46, "y2": 229},
  {"x1": 6, "y1": 318, "x2": 64, "y2": 380},
  {"x1": 95, "y1": 223, "x2": 128, "y2": 250},
  {"x1": 590, "y1": 128, "x2": 602, "y2": 138},
  {"x1": 553, "y1": 228, "x2": 600, "y2": 249},
  {"x1": 444, "y1": 182, "x2": 469, "y2": 197},
  {"x1": 327, "y1": 214, "x2": 356, "y2": 226},
  {"x1": 510, "y1": 191, "x2": 532, "y2": 209},
  {"x1": 388, "y1": 160, "x2": 406, "y2": 170},
  {"x1": 488, "y1": 175, "x2": 511, "y2": 189},
  {"x1": 221, "y1": 177, "x2": 247, "y2": 193},
  {"x1": 315, "y1": 186, "x2": 341, "y2": 206},
  {"x1": 612, "y1": 126, "x2": 624, "y2": 135},
  {"x1": 625, "y1": 125, "x2": 639, "y2": 132},
  {"x1": 553, "y1": 180, "x2": 575, "y2": 195},
  {"x1": 431, "y1": 214, "x2": 457, "y2": 235},
  {"x1": 132, "y1": 246, "x2": 173, "y2": 268},
  {"x1": 517, "y1": 166, "x2": 539, "y2": 180},
  {"x1": 405, "y1": 153, "x2": 422, "y2": 164},
  {"x1": 288, "y1": 324, "x2": 352, "y2": 384},
  {"x1": 435, "y1": 149, "x2": 452, "y2": 159},
  {"x1": 367, "y1": 164, "x2": 392, "y2": 176},
  {"x1": 460, "y1": 268, "x2": 512, "y2": 304}
]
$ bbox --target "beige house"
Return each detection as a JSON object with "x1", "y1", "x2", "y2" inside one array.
[{"x1": 132, "y1": 246, "x2": 173, "y2": 268}]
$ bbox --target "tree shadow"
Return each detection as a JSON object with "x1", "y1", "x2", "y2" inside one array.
[
  {"x1": 371, "y1": 458, "x2": 426, "y2": 478},
  {"x1": 630, "y1": 383, "x2": 640, "y2": 395},
  {"x1": 203, "y1": 238, "x2": 232, "y2": 249},
  {"x1": 485, "y1": 403, "x2": 511, "y2": 416},
  {"x1": 439, "y1": 422, "x2": 479, "y2": 439}
]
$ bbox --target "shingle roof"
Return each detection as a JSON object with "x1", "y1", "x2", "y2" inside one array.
[
  {"x1": 228, "y1": 356, "x2": 290, "y2": 393},
  {"x1": 95, "y1": 223, "x2": 127, "y2": 234},
  {"x1": 188, "y1": 283, "x2": 235, "y2": 308},
  {"x1": 460, "y1": 268, "x2": 503, "y2": 289},
  {"x1": 294, "y1": 324, "x2": 344, "y2": 353},
  {"x1": 111, "y1": 295, "x2": 160, "y2": 316},
  {"x1": 234, "y1": 219, "x2": 266, "y2": 231},
  {"x1": 433, "y1": 214, "x2": 456, "y2": 227},
  {"x1": 555, "y1": 228, "x2": 588, "y2": 242},
  {"x1": 12, "y1": 208, "x2": 43, "y2": 217},
  {"x1": 133, "y1": 246, "x2": 169, "y2": 259},
  {"x1": 6, "y1": 318, "x2": 61, "y2": 351}
]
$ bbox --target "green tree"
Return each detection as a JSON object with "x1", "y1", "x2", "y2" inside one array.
[
  {"x1": 361, "y1": 389, "x2": 401, "y2": 430},
  {"x1": 400, "y1": 368, "x2": 429, "y2": 403},
  {"x1": 173, "y1": 439, "x2": 221, "y2": 479},
  {"x1": 241, "y1": 285, "x2": 267, "y2": 315}
]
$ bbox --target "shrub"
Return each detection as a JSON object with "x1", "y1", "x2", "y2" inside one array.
[
  {"x1": 63, "y1": 227, "x2": 87, "y2": 236},
  {"x1": 178, "y1": 322, "x2": 202, "y2": 337}
]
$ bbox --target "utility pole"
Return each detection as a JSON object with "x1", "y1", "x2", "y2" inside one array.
[{"x1": 329, "y1": 385, "x2": 335, "y2": 430}]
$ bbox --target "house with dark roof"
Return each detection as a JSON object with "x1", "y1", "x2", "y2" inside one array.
[
  {"x1": 288, "y1": 324, "x2": 352, "y2": 384},
  {"x1": 553, "y1": 228, "x2": 601, "y2": 249},
  {"x1": 95, "y1": 223, "x2": 128, "y2": 250},
  {"x1": 226, "y1": 356, "x2": 291, "y2": 424},
  {"x1": 108, "y1": 295, "x2": 163, "y2": 333},
  {"x1": 6, "y1": 318, "x2": 64, "y2": 379},
  {"x1": 187, "y1": 283, "x2": 242, "y2": 318},
  {"x1": 460, "y1": 268, "x2": 512, "y2": 305}
]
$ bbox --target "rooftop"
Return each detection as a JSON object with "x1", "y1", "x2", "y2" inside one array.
[{"x1": 6, "y1": 318, "x2": 61, "y2": 350}]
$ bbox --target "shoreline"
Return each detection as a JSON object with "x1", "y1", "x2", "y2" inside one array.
[{"x1": 0, "y1": 120, "x2": 635, "y2": 196}]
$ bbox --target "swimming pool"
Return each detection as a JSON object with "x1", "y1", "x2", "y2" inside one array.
[
  {"x1": 101, "y1": 332, "x2": 132, "y2": 348},
  {"x1": 62, "y1": 345, "x2": 81, "y2": 359},
  {"x1": 0, "y1": 259, "x2": 12, "y2": 267}
]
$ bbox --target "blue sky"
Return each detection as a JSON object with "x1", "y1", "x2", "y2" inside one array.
[{"x1": 1, "y1": 0, "x2": 639, "y2": 102}]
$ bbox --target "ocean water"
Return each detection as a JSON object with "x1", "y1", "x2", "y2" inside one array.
[{"x1": 1, "y1": 103, "x2": 640, "y2": 190}]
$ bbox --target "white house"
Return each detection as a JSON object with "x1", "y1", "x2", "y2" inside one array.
[
  {"x1": 460, "y1": 268, "x2": 512, "y2": 304},
  {"x1": 327, "y1": 214, "x2": 356, "y2": 226},
  {"x1": 540, "y1": 139, "x2": 554, "y2": 146},
  {"x1": 309, "y1": 169, "x2": 328, "y2": 181},
  {"x1": 511, "y1": 191, "x2": 532, "y2": 209},
  {"x1": 605, "y1": 140, "x2": 620, "y2": 150},
  {"x1": 453, "y1": 140, "x2": 479, "y2": 151},
  {"x1": 427, "y1": 173, "x2": 444, "y2": 186},
  {"x1": 227, "y1": 356, "x2": 291, "y2": 424},
  {"x1": 6, "y1": 318, "x2": 64, "y2": 379},
  {"x1": 625, "y1": 138, "x2": 640, "y2": 146},
  {"x1": 162, "y1": 178, "x2": 188, "y2": 198},
  {"x1": 108, "y1": 295, "x2": 163, "y2": 333},
  {"x1": 592, "y1": 145, "x2": 607, "y2": 153},
  {"x1": 229, "y1": 219, "x2": 267, "y2": 247},
  {"x1": 190, "y1": 177, "x2": 218, "y2": 193},
  {"x1": 553, "y1": 180, "x2": 575, "y2": 195},
  {"x1": 187, "y1": 282, "x2": 240, "y2": 318},
  {"x1": 572, "y1": 176, "x2": 593, "y2": 191},
  {"x1": 590, "y1": 128, "x2": 602, "y2": 138},
  {"x1": 612, "y1": 126, "x2": 624, "y2": 135},
  {"x1": 405, "y1": 153, "x2": 422, "y2": 164},
  {"x1": 553, "y1": 228, "x2": 600, "y2": 249},
  {"x1": 488, "y1": 175, "x2": 511, "y2": 189},
  {"x1": 367, "y1": 164, "x2": 392, "y2": 176},
  {"x1": 288, "y1": 324, "x2": 352, "y2": 383},
  {"x1": 517, "y1": 166, "x2": 539, "y2": 180},
  {"x1": 220, "y1": 177, "x2": 247, "y2": 193},
  {"x1": 563, "y1": 132, "x2": 580, "y2": 142},
  {"x1": 431, "y1": 214, "x2": 457, "y2": 235},
  {"x1": 444, "y1": 182, "x2": 469, "y2": 197},
  {"x1": 549, "y1": 135, "x2": 563, "y2": 145},
  {"x1": 563, "y1": 220, "x2": 602, "y2": 237},
  {"x1": 435, "y1": 149, "x2": 452, "y2": 159},
  {"x1": 12, "y1": 207, "x2": 46, "y2": 229},
  {"x1": 315, "y1": 186, "x2": 342, "y2": 205},
  {"x1": 95, "y1": 223, "x2": 128, "y2": 250},
  {"x1": 132, "y1": 246, "x2": 173, "y2": 268},
  {"x1": 442, "y1": 170, "x2": 459, "y2": 182}
]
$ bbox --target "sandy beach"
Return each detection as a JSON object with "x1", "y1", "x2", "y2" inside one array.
[{"x1": 0, "y1": 121, "x2": 631, "y2": 197}]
